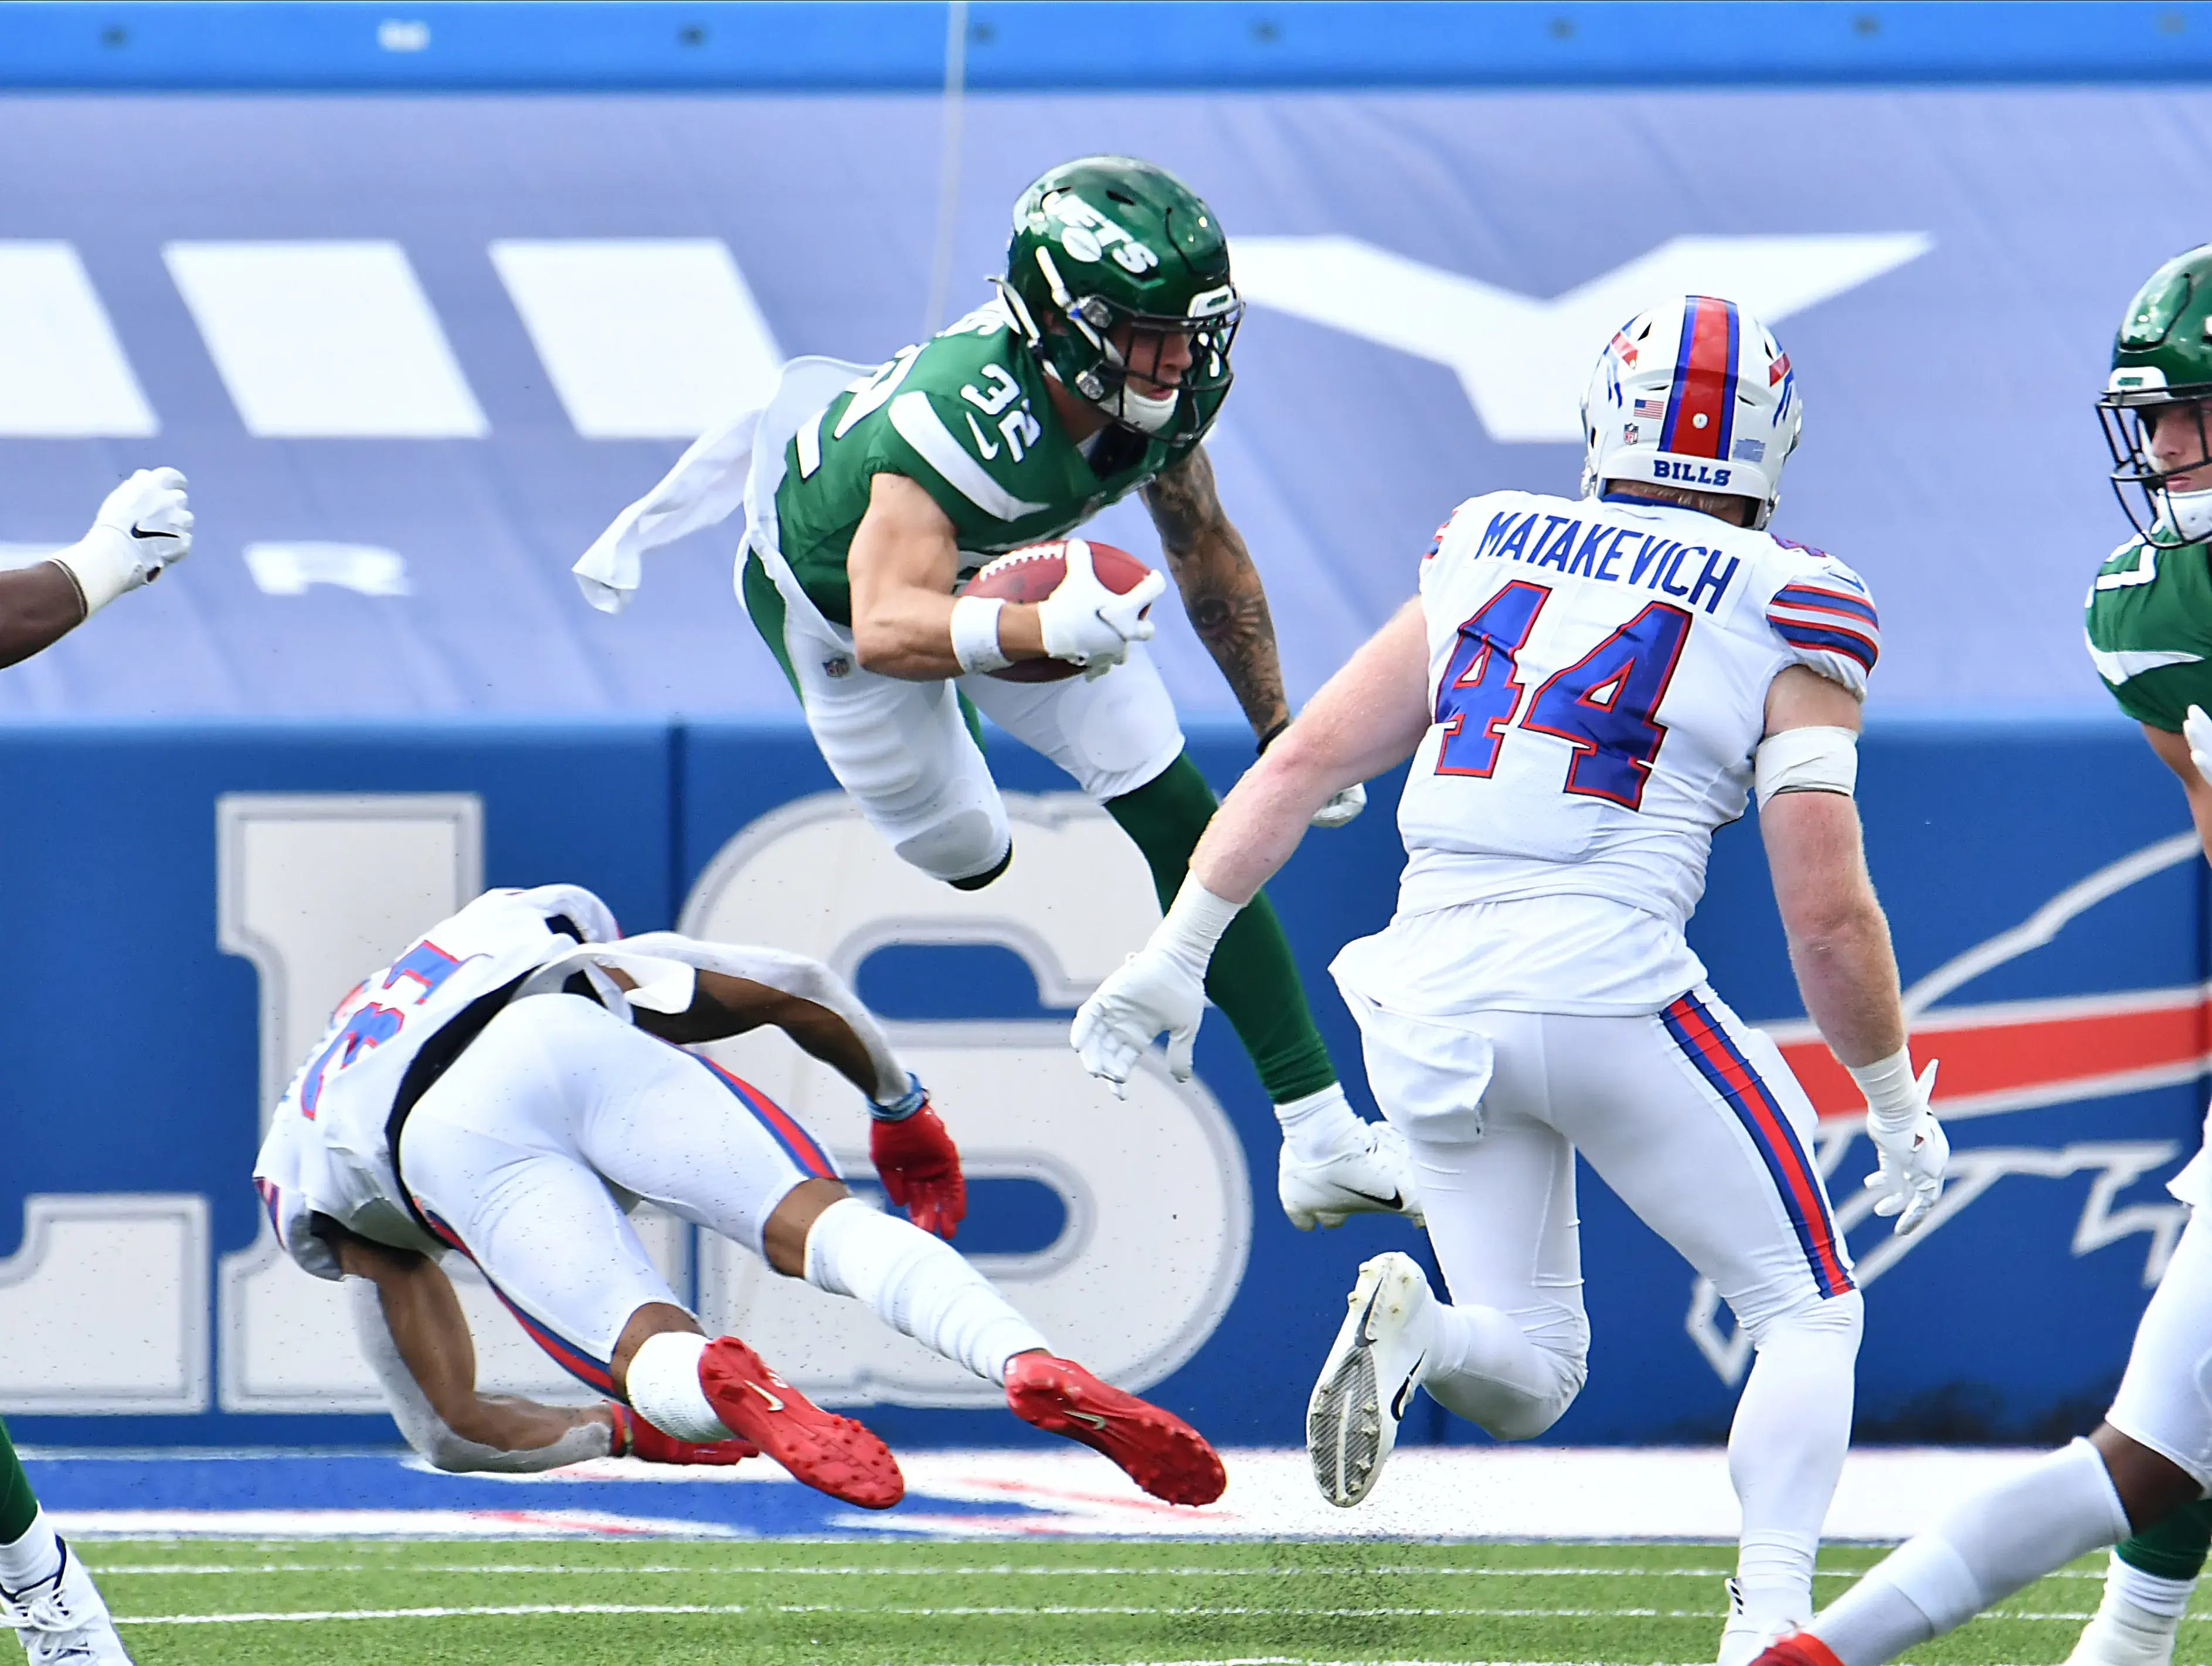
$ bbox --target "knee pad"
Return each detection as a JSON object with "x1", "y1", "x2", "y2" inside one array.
[
  {"x1": 1745, "y1": 1286, "x2": 1864, "y2": 1352},
  {"x1": 891, "y1": 805, "x2": 1011, "y2": 885}
]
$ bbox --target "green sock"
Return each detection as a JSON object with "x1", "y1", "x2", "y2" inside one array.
[
  {"x1": 2116, "y1": 1495, "x2": 2212, "y2": 1580},
  {"x1": 1105, "y1": 753, "x2": 1338, "y2": 1103},
  {"x1": 0, "y1": 1420, "x2": 38, "y2": 1545}
]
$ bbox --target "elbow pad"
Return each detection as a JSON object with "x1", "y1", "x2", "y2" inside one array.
[{"x1": 1754, "y1": 726, "x2": 1857, "y2": 808}]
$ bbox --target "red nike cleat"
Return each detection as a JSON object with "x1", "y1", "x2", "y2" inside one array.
[
  {"x1": 1004, "y1": 1352, "x2": 1226, "y2": 1506},
  {"x1": 697, "y1": 1337, "x2": 905, "y2": 1509},
  {"x1": 1748, "y1": 1634, "x2": 1844, "y2": 1666}
]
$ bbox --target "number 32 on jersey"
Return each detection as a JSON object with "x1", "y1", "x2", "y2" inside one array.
[{"x1": 1434, "y1": 580, "x2": 1692, "y2": 811}]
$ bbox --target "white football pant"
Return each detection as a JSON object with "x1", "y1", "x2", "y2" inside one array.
[
  {"x1": 2108, "y1": 1203, "x2": 2212, "y2": 1490},
  {"x1": 395, "y1": 994, "x2": 837, "y2": 1395},
  {"x1": 762, "y1": 559, "x2": 1185, "y2": 884},
  {"x1": 1345, "y1": 982, "x2": 1862, "y2": 1575}
]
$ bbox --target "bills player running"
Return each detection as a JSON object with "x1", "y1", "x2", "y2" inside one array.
[
  {"x1": 253, "y1": 884, "x2": 1224, "y2": 1510},
  {"x1": 1075, "y1": 297, "x2": 1946, "y2": 1664},
  {"x1": 575, "y1": 155, "x2": 1417, "y2": 1236},
  {"x1": 1742, "y1": 244, "x2": 2212, "y2": 1666},
  {"x1": 0, "y1": 468, "x2": 191, "y2": 1666}
]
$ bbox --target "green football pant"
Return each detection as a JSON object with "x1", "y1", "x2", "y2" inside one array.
[
  {"x1": 0, "y1": 1419, "x2": 38, "y2": 1545},
  {"x1": 2116, "y1": 1495, "x2": 2212, "y2": 1580},
  {"x1": 1105, "y1": 753, "x2": 1338, "y2": 1105}
]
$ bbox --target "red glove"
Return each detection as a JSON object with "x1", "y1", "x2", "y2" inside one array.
[
  {"x1": 871, "y1": 1101, "x2": 967, "y2": 1239},
  {"x1": 609, "y1": 1402, "x2": 758, "y2": 1466}
]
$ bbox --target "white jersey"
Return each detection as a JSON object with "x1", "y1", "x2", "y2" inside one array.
[
  {"x1": 252, "y1": 885, "x2": 621, "y2": 1278},
  {"x1": 1333, "y1": 490, "x2": 1878, "y2": 1019}
]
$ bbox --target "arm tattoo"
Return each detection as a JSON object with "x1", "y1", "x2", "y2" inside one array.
[{"x1": 1143, "y1": 447, "x2": 1290, "y2": 737}]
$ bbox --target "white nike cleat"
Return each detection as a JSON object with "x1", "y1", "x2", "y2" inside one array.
[
  {"x1": 1279, "y1": 1121, "x2": 1424, "y2": 1231},
  {"x1": 1306, "y1": 1250, "x2": 1435, "y2": 1507},
  {"x1": 0, "y1": 1538, "x2": 134, "y2": 1665},
  {"x1": 1716, "y1": 1577, "x2": 1802, "y2": 1666},
  {"x1": 2063, "y1": 1597, "x2": 2182, "y2": 1666}
]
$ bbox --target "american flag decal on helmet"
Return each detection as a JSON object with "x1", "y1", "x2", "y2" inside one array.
[{"x1": 1659, "y1": 296, "x2": 1740, "y2": 462}]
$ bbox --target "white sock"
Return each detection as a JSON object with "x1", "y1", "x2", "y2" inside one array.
[
  {"x1": 1813, "y1": 1439, "x2": 2132, "y2": 1666},
  {"x1": 804, "y1": 1196, "x2": 1049, "y2": 1385},
  {"x1": 0, "y1": 1510, "x2": 60, "y2": 1591},
  {"x1": 623, "y1": 1331, "x2": 733, "y2": 1443},
  {"x1": 1728, "y1": 1293, "x2": 1863, "y2": 1628},
  {"x1": 2107, "y1": 1549, "x2": 2197, "y2": 1621},
  {"x1": 1275, "y1": 1082, "x2": 1365, "y2": 1162},
  {"x1": 1418, "y1": 1298, "x2": 1587, "y2": 1442}
]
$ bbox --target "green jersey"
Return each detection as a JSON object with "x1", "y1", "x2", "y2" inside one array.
[
  {"x1": 2085, "y1": 531, "x2": 2212, "y2": 729},
  {"x1": 772, "y1": 304, "x2": 1175, "y2": 625}
]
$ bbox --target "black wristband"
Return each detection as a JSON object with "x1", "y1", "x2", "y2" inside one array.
[{"x1": 1256, "y1": 718, "x2": 1292, "y2": 756}]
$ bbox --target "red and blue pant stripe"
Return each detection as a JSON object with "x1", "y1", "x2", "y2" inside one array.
[
  {"x1": 698, "y1": 1059, "x2": 837, "y2": 1181},
  {"x1": 416, "y1": 1206, "x2": 620, "y2": 1393},
  {"x1": 1661, "y1": 991, "x2": 1853, "y2": 1298}
]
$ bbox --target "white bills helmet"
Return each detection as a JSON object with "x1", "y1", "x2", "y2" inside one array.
[{"x1": 1579, "y1": 295, "x2": 1802, "y2": 529}]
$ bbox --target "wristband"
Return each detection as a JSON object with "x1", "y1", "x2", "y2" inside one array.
[
  {"x1": 1847, "y1": 1048, "x2": 1922, "y2": 1135},
  {"x1": 1256, "y1": 717, "x2": 1292, "y2": 756},
  {"x1": 870, "y1": 1072, "x2": 927, "y2": 1123},
  {"x1": 1158, "y1": 877, "x2": 1243, "y2": 977},
  {"x1": 606, "y1": 1401, "x2": 634, "y2": 1457},
  {"x1": 950, "y1": 596, "x2": 1012, "y2": 675},
  {"x1": 48, "y1": 528, "x2": 137, "y2": 618}
]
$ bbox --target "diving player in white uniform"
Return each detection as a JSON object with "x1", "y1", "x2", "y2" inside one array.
[
  {"x1": 255, "y1": 884, "x2": 1225, "y2": 1511},
  {"x1": 0, "y1": 468, "x2": 191, "y2": 1666},
  {"x1": 1073, "y1": 296, "x2": 1946, "y2": 1664}
]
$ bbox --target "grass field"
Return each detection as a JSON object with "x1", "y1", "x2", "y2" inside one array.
[{"x1": 82, "y1": 1536, "x2": 2136, "y2": 1666}]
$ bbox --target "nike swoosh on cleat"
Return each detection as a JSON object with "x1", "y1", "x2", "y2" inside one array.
[
  {"x1": 748, "y1": 1383, "x2": 786, "y2": 1412},
  {"x1": 1338, "y1": 1186, "x2": 1404, "y2": 1209},
  {"x1": 1391, "y1": 1352, "x2": 1425, "y2": 1421},
  {"x1": 1066, "y1": 1410, "x2": 1108, "y2": 1430}
]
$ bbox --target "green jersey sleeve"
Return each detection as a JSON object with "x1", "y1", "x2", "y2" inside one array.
[{"x1": 2084, "y1": 535, "x2": 2212, "y2": 732}]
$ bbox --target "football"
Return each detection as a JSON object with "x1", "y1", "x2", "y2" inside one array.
[{"x1": 959, "y1": 540, "x2": 1157, "y2": 682}]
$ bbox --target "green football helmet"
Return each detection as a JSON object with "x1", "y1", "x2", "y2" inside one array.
[
  {"x1": 2101, "y1": 243, "x2": 2212, "y2": 545},
  {"x1": 998, "y1": 155, "x2": 1242, "y2": 457}
]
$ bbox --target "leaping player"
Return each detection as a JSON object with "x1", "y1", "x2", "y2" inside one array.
[
  {"x1": 253, "y1": 883, "x2": 1225, "y2": 1509},
  {"x1": 1738, "y1": 243, "x2": 2212, "y2": 1666},
  {"x1": 0, "y1": 468, "x2": 191, "y2": 1666},
  {"x1": 577, "y1": 155, "x2": 1419, "y2": 1236},
  {"x1": 1075, "y1": 296, "x2": 1945, "y2": 1665}
]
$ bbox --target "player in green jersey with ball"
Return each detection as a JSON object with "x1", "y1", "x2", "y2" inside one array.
[{"x1": 582, "y1": 156, "x2": 1420, "y2": 1231}]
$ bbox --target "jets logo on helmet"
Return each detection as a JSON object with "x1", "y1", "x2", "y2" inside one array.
[
  {"x1": 997, "y1": 155, "x2": 1243, "y2": 457},
  {"x1": 2099, "y1": 243, "x2": 2212, "y2": 547},
  {"x1": 1580, "y1": 295, "x2": 1802, "y2": 531}
]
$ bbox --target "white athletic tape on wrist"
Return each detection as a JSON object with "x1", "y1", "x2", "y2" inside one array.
[
  {"x1": 1160, "y1": 878, "x2": 1243, "y2": 975},
  {"x1": 623, "y1": 1331, "x2": 733, "y2": 1444},
  {"x1": 950, "y1": 595, "x2": 1012, "y2": 675},
  {"x1": 48, "y1": 528, "x2": 138, "y2": 618},
  {"x1": 1847, "y1": 1047, "x2": 1922, "y2": 1135},
  {"x1": 1754, "y1": 725, "x2": 1857, "y2": 808}
]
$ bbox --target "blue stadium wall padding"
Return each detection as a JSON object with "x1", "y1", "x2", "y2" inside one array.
[
  {"x1": 0, "y1": 713, "x2": 2201, "y2": 1450},
  {"x1": 8, "y1": 4, "x2": 2212, "y2": 93}
]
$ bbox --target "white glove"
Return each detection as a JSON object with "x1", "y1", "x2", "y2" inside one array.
[
  {"x1": 1071, "y1": 943, "x2": 1207, "y2": 1098},
  {"x1": 1311, "y1": 781, "x2": 1366, "y2": 829},
  {"x1": 53, "y1": 468, "x2": 192, "y2": 616},
  {"x1": 1070, "y1": 877, "x2": 1240, "y2": 1098},
  {"x1": 1860, "y1": 1059, "x2": 1947, "y2": 1236},
  {"x1": 1036, "y1": 539, "x2": 1166, "y2": 677},
  {"x1": 2185, "y1": 706, "x2": 2212, "y2": 789}
]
